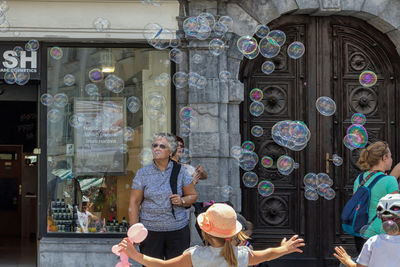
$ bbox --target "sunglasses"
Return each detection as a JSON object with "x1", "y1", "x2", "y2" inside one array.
[{"x1": 152, "y1": 143, "x2": 167, "y2": 149}]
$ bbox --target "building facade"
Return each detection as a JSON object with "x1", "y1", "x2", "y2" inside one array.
[{"x1": 0, "y1": 0, "x2": 400, "y2": 266}]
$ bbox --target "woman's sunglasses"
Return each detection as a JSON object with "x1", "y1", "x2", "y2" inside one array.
[{"x1": 152, "y1": 143, "x2": 167, "y2": 149}]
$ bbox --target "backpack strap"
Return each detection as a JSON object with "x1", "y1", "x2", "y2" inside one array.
[
  {"x1": 170, "y1": 160, "x2": 181, "y2": 219},
  {"x1": 365, "y1": 174, "x2": 386, "y2": 189}
]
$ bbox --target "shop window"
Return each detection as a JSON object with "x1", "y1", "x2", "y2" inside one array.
[{"x1": 45, "y1": 47, "x2": 171, "y2": 234}]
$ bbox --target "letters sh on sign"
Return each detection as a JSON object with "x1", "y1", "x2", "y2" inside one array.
[{"x1": 0, "y1": 46, "x2": 39, "y2": 80}]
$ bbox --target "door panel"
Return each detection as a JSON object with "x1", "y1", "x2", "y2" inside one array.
[{"x1": 239, "y1": 15, "x2": 400, "y2": 266}]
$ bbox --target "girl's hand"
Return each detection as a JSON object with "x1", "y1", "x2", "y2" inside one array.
[
  {"x1": 333, "y1": 246, "x2": 356, "y2": 267},
  {"x1": 118, "y1": 238, "x2": 139, "y2": 259},
  {"x1": 280, "y1": 235, "x2": 305, "y2": 254}
]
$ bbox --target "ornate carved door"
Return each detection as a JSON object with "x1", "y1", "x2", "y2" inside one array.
[{"x1": 239, "y1": 15, "x2": 400, "y2": 267}]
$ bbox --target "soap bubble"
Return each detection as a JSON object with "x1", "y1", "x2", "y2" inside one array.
[
  {"x1": 317, "y1": 173, "x2": 333, "y2": 186},
  {"x1": 49, "y1": 47, "x2": 63, "y2": 60},
  {"x1": 127, "y1": 96, "x2": 141, "y2": 113},
  {"x1": 242, "y1": 172, "x2": 258, "y2": 188},
  {"x1": 303, "y1": 173, "x2": 317, "y2": 189},
  {"x1": 219, "y1": 71, "x2": 230, "y2": 82},
  {"x1": 237, "y1": 35, "x2": 258, "y2": 55},
  {"x1": 123, "y1": 127, "x2": 135, "y2": 142},
  {"x1": 360, "y1": 224, "x2": 379, "y2": 239},
  {"x1": 259, "y1": 37, "x2": 280, "y2": 58},
  {"x1": 25, "y1": 40, "x2": 40, "y2": 51},
  {"x1": 69, "y1": 114, "x2": 85, "y2": 128},
  {"x1": 272, "y1": 120, "x2": 311, "y2": 151},
  {"x1": 63, "y1": 74, "x2": 75, "y2": 86},
  {"x1": 169, "y1": 48, "x2": 183, "y2": 64},
  {"x1": 15, "y1": 71, "x2": 30, "y2": 85},
  {"x1": 346, "y1": 124, "x2": 368, "y2": 148},
  {"x1": 317, "y1": 183, "x2": 330, "y2": 197},
  {"x1": 267, "y1": 30, "x2": 286, "y2": 46},
  {"x1": 243, "y1": 46, "x2": 260, "y2": 60},
  {"x1": 198, "y1": 12, "x2": 215, "y2": 29},
  {"x1": 209, "y1": 38, "x2": 225, "y2": 56},
  {"x1": 255, "y1": 24, "x2": 270, "y2": 38},
  {"x1": 89, "y1": 68, "x2": 103, "y2": 83},
  {"x1": 140, "y1": 148, "x2": 153, "y2": 165},
  {"x1": 382, "y1": 220, "x2": 400, "y2": 235},
  {"x1": 249, "y1": 88, "x2": 263, "y2": 102},
  {"x1": 332, "y1": 154, "x2": 343, "y2": 166},
  {"x1": 239, "y1": 150, "x2": 259, "y2": 171},
  {"x1": 359, "y1": 70, "x2": 377, "y2": 87},
  {"x1": 324, "y1": 188, "x2": 336, "y2": 200},
  {"x1": 213, "y1": 22, "x2": 228, "y2": 36},
  {"x1": 53, "y1": 93, "x2": 68, "y2": 108},
  {"x1": 343, "y1": 134, "x2": 357, "y2": 150},
  {"x1": 145, "y1": 92, "x2": 166, "y2": 110},
  {"x1": 221, "y1": 185, "x2": 233, "y2": 199},
  {"x1": 230, "y1": 146, "x2": 243, "y2": 160},
  {"x1": 105, "y1": 74, "x2": 124, "y2": 93},
  {"x1": 241, "y1": 140, "x2": 255, "y2": 152},
  {"x1": 316, "y1": 96, "x2": 336, "y2": 116},
  {"x1": 47, "y1": 109, "x2": 62, "y2": 123},
  {"x1": 287, "y1": 41, "x2": 305, "y2": 59},
  {"x1": 258, "y1": 180, "x2": 274, "y2": 197},
  {"x1": 261, "y1": 156, "x2": 273, "y2": 168},
  {"x1": 218, "y1": 16, "x2": 233, "y2": 30},
  {"x1": 40, "y1": 94, "x2": 53, "y2": 106},
  {"x1": 93, "y1": 17, "x2": 111, "y2": 32},
  {"x1": 261, "y1": 61, "x2": 275, "y2": 75},
  {"x1": 155, "y1": 73, "x2": 170, "y2": 87},
  {"x1": 179, "y1": 106, "x2": 194, "y2": 121},
  {"x1": 351, "y1": 113, "x2": 366, "y2": 125},
  {"x1": 182, "y1": 17, "x2": 199, "y2": 38},
  {"x1": 173, "y1": 72, "x2": 188, "y2": 88},
  {"x1": 251, "y1": 125, "x2": 264, "y2": 137},
  {"x1": 85, "y1": 84, "x2": 98, "y2": 95},
  {"x1": 192, "y1": 53, "x2": 203, "y2": 64},
  {"x1": 4, "y1": 71, "x2": 15, "y2": 84},
  {"x1": 179, "y1": 148, "x2": 191, "y2": 164},
  {"x1": 13, "y1": 46, "x2": 24, "y2": 57},
  {"x1": 304, "y1": 188, "x2": 318, "y2": 200},
  {"x1": 277, "y1": 155, "x2": 295, "y2": 176},
  {"x1": 249, "y1": 101, "x2": 264, "y2": 117}
]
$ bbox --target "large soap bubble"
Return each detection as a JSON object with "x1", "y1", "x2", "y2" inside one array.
[
  {"x1": 287, "y1": 41, "x2": 305, "y2": 59},
  {"x1": 277, "y1": 155, "x2": 295, "y2": 176},
  {"x1": 346, "y1": 124, "x2": 368, "y2": 148},
  {"x1": 237, "y1": 36, "x2": 258, "y2": 55},
  {"x1": 272, "y1": 120, "x2": 311, "y2": 151},
  {"x1": 259, "y1": 37, "x2": 280, "y2": 58},
  {"x1": 316, "y1": 96, "x2": 336, "y2": 116}
]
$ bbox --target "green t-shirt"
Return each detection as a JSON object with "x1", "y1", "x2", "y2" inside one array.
[{"x1": 353, "y1": 171, "x2": 399, "y2": 237}]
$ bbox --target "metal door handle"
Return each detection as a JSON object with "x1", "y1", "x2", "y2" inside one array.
[
  {"x1": 326, "y1": 153, "x2": 330, "y2": 174},
  {"x1": 19, "y1": 184, "x2": 22, "y2": 196}
]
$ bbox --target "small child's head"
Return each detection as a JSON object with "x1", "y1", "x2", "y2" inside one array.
[
  {"x1": 376, "y1": 193, "x2": 400, "y2": 235},
  {"x1": 197, "y1": 203, "x2": 243, "y2": 267}
]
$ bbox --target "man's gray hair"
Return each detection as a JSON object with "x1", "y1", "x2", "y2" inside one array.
[{"x1": 151, "y1": 132, "x2": 177, "y2": 153}]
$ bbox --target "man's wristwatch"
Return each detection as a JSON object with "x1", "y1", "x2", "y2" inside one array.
[{"x1": 181, "y1": 197, "x2": 186, "y2": 206}]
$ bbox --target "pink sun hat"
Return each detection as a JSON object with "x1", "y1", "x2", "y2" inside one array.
[{"x1": 197, "y1": 203, "x2": 242, "y2": 238}]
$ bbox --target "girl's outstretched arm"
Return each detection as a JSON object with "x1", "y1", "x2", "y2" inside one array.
[
  {"x1": 248, "y1": 235, "x2": 305, "y2": 265},
  {"x1": 118, "y1": 238, "x2": 192, "y2": 267},
  {"x1": 333, "y1": 246, "x2": 367, "y2": 267}
]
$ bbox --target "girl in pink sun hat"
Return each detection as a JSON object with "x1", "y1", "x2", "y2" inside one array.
[{"x1": 119, "y1": 203, "x2": 305, "y2": 266}]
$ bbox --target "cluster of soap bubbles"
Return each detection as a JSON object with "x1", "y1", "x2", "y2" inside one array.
[
  {"x1": 4, "y1": 70, "x2": 30, "y2": 86},
  {"x1": 183, "y1": 13, "x2": 233, "y2": 41},
  {"x1": 230, "y1": 146, "x2": 259, "y2": 172},
  {"x1": 143, "y1": 23, "x2": 180, "y2": 50},
  {"x1": 272, "y1": 120, "x2": 311, "y2": 151},
  {"x1": 169, "y1": 48, "x2": 183, "y2": 64},
  {"x1": 303, "y1": 172, "x2": 336, "y2": 201},
  {"x1": 172, "y1": 71, "x2": 207, "y2": 90},
  {"x1": 343, "y1": 123, "x2": 368, "y2": 150},
  {"x1": 0, "y1": 1, "x2": 10, "y2": 32},
  {"x1": 40, "y1": 93, "x2": 69, "y2": 123},
  {"x1": 277, "y1": 155, "x2": 299, "y2": 175},
  {"x1": 236, "y1": 26, "x2": 305, "y2": 74},
  {"x1": 316, "y1": 96, "x2": 336, "y2": 116},
  {"x1": 179, "y1": 106, "x2": 197, "y2": 137},
  {"x1": 249, "y1": 88, "x2": 264, "y2": 117}
]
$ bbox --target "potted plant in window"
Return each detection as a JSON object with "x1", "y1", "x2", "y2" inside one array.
[{"x1": 92, "y1": 188, "x2": 106, "y2": 219}]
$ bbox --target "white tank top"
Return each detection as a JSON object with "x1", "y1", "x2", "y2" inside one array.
[{"x1": 186, "y1": 245, "x2": 251, "y2": 267}]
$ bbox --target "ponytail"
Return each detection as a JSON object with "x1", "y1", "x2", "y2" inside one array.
[
  {"x1": 221, "y1": 238, "x2": 238, "y2": 267},
  {"x1": 357, "y1": 141, "x2": 389, "y2": 171}
]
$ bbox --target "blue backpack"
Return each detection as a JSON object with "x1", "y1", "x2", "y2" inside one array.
[{"x1": 341, "y1": 172, "x2": 385, "y2": 237}]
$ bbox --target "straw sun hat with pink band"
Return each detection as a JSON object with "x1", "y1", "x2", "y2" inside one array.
[{"x1": 197, "y1": 203, "x2": 242, "y2": 238}]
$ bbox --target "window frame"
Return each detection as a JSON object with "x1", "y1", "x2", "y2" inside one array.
[{"x1": 39, "y1": 42, "x2": 177, "y2": 238}]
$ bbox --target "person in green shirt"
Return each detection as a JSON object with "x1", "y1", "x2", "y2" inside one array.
[{"x1": 352, "y1": 141, "x2": 400, "y2": 253}]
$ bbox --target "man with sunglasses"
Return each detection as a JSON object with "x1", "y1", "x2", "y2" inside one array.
[{"x1": 129, "y1": 132, "x2": 197, "y2": 264}]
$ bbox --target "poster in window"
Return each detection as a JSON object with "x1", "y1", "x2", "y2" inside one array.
[{"x1": 73, "y1": 97, "x2": 126, "y2": 175}]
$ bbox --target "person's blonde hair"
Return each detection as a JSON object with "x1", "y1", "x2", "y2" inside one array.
[
  {"x1": 357, "y1": 141, "x2": 389, "y2": 171},
  {"x1": 201, "y1": 230, "x2": 249, "y2": 267}
]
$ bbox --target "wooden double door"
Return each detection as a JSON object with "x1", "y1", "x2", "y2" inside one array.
[{"x1": 239, "y1": 15, "x2": 400, "y2": 266}]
